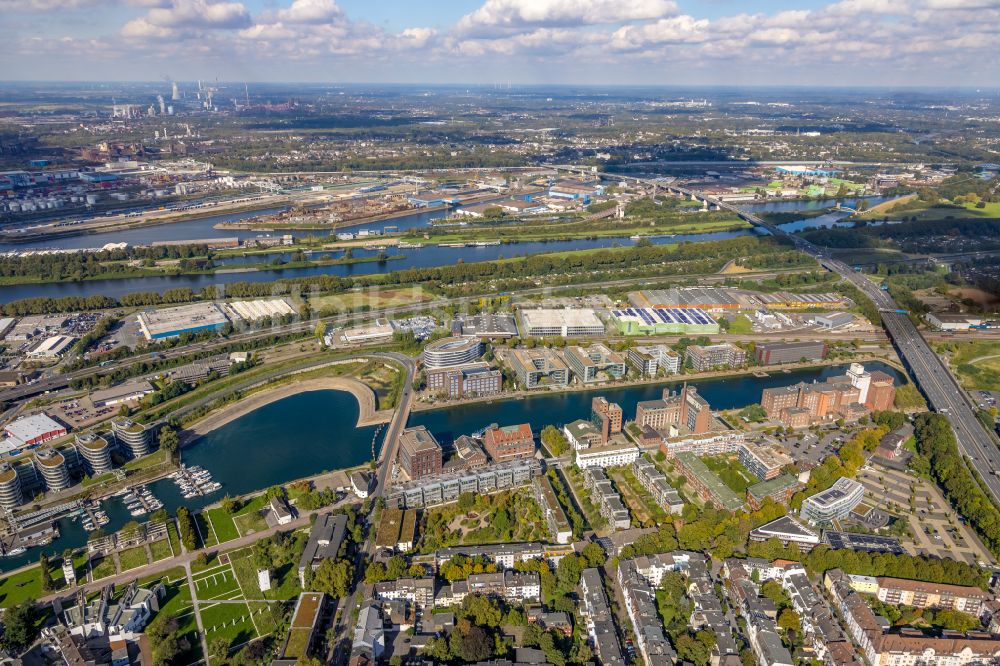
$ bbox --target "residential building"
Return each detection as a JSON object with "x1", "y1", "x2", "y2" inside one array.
[
  {"x1": 534, "y1": 475, "x2": 573, "y2": 544},
  {"x1": 398, "y1": 426, "x2": 443, "y2": 480},
  {"x1": 482, "y1": 423, "x2": 535, "y2": 462},
  {"x1": 674, "y1": 452, "x2": 745, "y2": 511},
  {"x1": 739, "y1": 442, "x2": 792, "y2": 481},
  {"x1": 390, "y1": 458, "x2": 540, "y2": 509},
  {"x1": 579, "y1": 568, "x2": 626, "y2": 666},
  {"x1": 875, "y1": 578, "x2": 989, "y2": 614},
  {"x1": 684, "y1": 343, "x2": 747, "y2": 372},
  {"x1": 62, "y1": 581, "x2": 164, "y2": 638},
  {"x1": 111, "y1": 418, "x2": 152, "y2": 458},
  {"x1": 618, "y1": 558, "x2": 677, "y2": 666},
  {"x1": 747, "y1": 474, "x2": 803, "y2": 510},
  {"x1": 298, "y1": 514, "x2": 348, "y2": 585},
  {"x1": 633, "y1": 458, "x2": 683, "y2": 514},
  {"x1": 585, "y1": 468, "x2": 631, "y2": 529},
  {"x1": 574, "y1": 439, "x2": 641, "y2": 469}
]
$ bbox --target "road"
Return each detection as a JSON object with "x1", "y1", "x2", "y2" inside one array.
[
  {"x1": 368, "y1": 352, "x2": 416, "y2": 498},
  {"x1": 564, "y1": 166, "x2": 1000, "y2": 508}
]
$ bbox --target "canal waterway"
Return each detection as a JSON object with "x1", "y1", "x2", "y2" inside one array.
[{"x1": 0, "y1": 361, "x2": 903, "y2": 571}]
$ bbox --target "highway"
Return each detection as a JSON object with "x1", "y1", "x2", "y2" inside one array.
[{"x1": 564, "y1": 166, "x2": 1000, "y2": 507}]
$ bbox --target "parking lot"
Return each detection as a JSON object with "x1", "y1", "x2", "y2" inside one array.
[{"x1": 856, "y1": 464, "x2": 993, "y2": 565}]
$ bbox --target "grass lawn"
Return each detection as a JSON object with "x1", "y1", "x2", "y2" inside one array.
[
  {"x1": 206, "y1": 508, "x2": 241, "y2": 543},
  {"x1": 233, "y1": 508, "x2": 268, "y2": 536},
  {"x1": 192, "y1": 564, "x2": 242, "y2": 601},
  {"x1": 0, "y1": 565, "x2": 45, "y2": 607},
  {"x1": 91, "y1": 556, "x2": 117, "y2": 581},
  {"x1": 119, "y1": 546, "x2": 149, "y2": 571},
  {"x1": 948, "y1": 341, "x2": 1000, "y2": 390},
  {"x1": 229, "y1": 546, "x2": 302, "y2": 602},
  {"x1": 201, "y1": 600, "x2": 260, "y2": 648},
  {"x1": 612, "y1": 467, "x2": 670, "y2": 526},
  {"x1": 726, "y1": 314, "x2": 754, "y2": 334},
  {"x1": 150, "y1": 538, "x2": 174, "y2": 562},
  {"x1": 196, "y1": 512, "x2": 219, "y2": 548},
  {"x1": 166, "y1": 521, "x2": 181, "y2": 555}
]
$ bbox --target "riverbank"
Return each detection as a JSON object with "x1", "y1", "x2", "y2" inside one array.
[
  {"x1": 182, "y1": 376, "x2": 391, "y2": 444},
  {"x1": 410, "y1": 353, "x2": 905, "y2": 415}
]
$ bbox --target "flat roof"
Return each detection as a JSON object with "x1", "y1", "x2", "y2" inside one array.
[
  {"x1": 137, "y1": 302, "x2": 228, "y2": 337},
  {"x1": 519, "y1": 308, "x2": 604, "y2": 329},
  {"x1": 4, "y1": 413, "x2": 64, "y2": 442},
  {"x1": 675, "y1": 452, "x2": 744, "y2": 511}
]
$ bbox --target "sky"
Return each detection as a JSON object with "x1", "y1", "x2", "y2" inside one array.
[{"x1": 1, "y1": 0, "x2": 998, "y2": 86}]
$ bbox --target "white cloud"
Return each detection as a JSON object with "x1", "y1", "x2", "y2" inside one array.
[
  {"x1": 456, "y1": 0, "x2": 677, "y2": 33},
  {"x1": 275, "y1": 0, "x2": 344, "y2": 24}
]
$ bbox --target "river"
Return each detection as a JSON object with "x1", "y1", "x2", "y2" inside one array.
[
  {"x1": 0, "y1": 361, "x2": 902, "y2": 571},
  {"x1": 0, "y1": 195, "x2": 893, "y2": 303}
]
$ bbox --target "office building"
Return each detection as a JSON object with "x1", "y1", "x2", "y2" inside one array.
[
  {"x1": 684, "y1": 343, "x2": 747, "y2": 372},
  {"x1": 635, "y1": 385, "x2": 712, "y2": 435},
  {"x1": 628, "y1": 345, "x2": 681, "y2": 377},
  {"x1": 564, "y1": 343, "x2": 626, "y2": 383},
  {"x1": 507, "y1": 348, "x2": 570, "y2": 389},
  {"x1": 749, "y1": 515, "x2": 821, "y2": 552},
  {"x1": 425, "y1": 362, "x2": 502, "y2": 398},
  {"x1": 517, "y1": 308, "x2": 605, "y2": 337},
  {"x1": 398, "y1": 426, "x2": 443, "y2": 480},
  {"x1": 483, "y1": 423, "x2": 535, "y2": 462},
  {"x1": 111, "y1": 418, "x2": 152, "y2": 458},
  {"x1": 755, "y1": 341, "x2": 827, "y2": 366},
  {"x1": 591, "y1": 396, "x2": 623, "y2": 443},
  {"x1": 421, "y1": 336, "x2": 484, "y2": 369},
  {"x1": 761, "y1": 379, "x2": 865, "y2": 427},
  {"x1": 137, "y1": 302, "x2": 229, "y2": 340},
  {"x1": 800, "y1": 477, "x2": 865, "y2": 524}
]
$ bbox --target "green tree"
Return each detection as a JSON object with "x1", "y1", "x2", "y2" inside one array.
[
  {"x1": 312, "y1": 559, "x2": 352, "y2": 598},
  {"x1": 40, "y1": 553, "x2": 53, "y2": 593},
  {"x1": 158, "y1": 426, "x2": 180, "y2": 461},
  {"x1": 0, "y1": 600, "x2": 38, "y2": 652}
]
